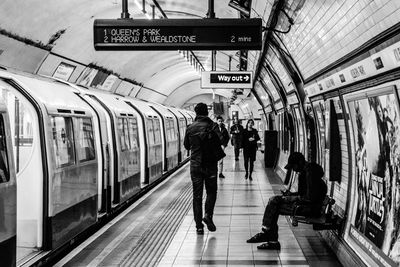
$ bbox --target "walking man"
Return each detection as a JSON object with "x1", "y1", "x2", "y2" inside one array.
[
  {"x1": 230, "y1": 117, "x2": 244, "y2": 161},
  {"x1": 216, "y1": 116, "x2": 230, "y2": 178},
  {"x1": 184, "y1": 103, "x2": 223, "y2": 234}
]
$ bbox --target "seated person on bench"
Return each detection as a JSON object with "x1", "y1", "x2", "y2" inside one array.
[{"x1": 247, "y1": 152, "x2": 327, "y2": 248}]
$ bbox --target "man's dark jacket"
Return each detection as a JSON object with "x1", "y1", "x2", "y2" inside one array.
[
  {"x1": 184, "y1": 116, "x2": 222, "y2": 173},
  {"x1": 296, "y1": 162, "x2": 327, "y2": 215},
  {"x1": 217, "y1": 123, "x2": 230, "y2": 147}
]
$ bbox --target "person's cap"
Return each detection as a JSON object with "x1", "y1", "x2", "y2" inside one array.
[{"x1": 284, "y1": 152, "x2": 305, "y2": 169}]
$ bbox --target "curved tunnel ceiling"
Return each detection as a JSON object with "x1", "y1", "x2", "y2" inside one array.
[
  {"x1": 3, "y1": 0, "x2": 390, "y2": 113},
  {"x1": 0, "y1": 0, "x2": 265, "y2": 110}
]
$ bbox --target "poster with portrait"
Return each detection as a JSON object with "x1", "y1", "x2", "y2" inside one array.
[{"x1": 347, "y1": 86, "x2": 400, "y2": 266}]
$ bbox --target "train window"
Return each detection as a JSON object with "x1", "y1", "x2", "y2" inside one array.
[
  {"x1": 76, "y1": 117, "x2": 95, "y2": 162},
  {"x1": 1, "y1": 89, "x2": 35, "y2": 174},
  {"x1": 180, "y1": 119, "x2": 186, "y2": 139},
  {"x1": 0, "y1": 115, "x2": 9, "y2": 183},
  {"x1": 118, "y1": 118, "x2": 130, "y2": 151},
  {"x1": 167, "y1": 119, "x2": 172, "y2": 140},
  {"x1": 51, "y1": 116, "x2": 76, "y2": 167},
  {"x1": 153, "y1": 118, "x2": 161, "y2": 144},
  {"x1": 170, "y1": 120, "x2": 176, "y2": 139},
  {"x1": 129, "y1": 118, "x2": 139, "y2": 150},
  {"x1": 146, "y1": 118, "x2": 155, "y2": 145}
]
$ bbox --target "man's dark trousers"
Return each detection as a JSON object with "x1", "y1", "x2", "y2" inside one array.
[
  {"x1": 191, "y1": 167, "x2": 218, "y2": 229},
  {"x1": 261, "y1": 195, "x2": 299, "y2": 239}
]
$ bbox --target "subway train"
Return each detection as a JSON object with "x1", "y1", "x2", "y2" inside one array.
[{"x1": 0, "y1": 68, "x2": 195, "y2": 266}]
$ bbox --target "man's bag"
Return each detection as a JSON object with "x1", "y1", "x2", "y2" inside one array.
[{"x1": 201, "y1": 126, "x2": 226, "y2": 162}]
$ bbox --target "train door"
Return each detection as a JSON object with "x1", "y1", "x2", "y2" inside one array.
[
  {"x1": 76, "y1": 93, "x2": 109, "y2": 214},
  {"x1": 83, "y1": 95, "x2": 114, "y2": 212},
  {"x1": 0, "y1": 107, "x2": 16, "y2": 267},
  {"x1": 149, "y1": 107, "x2": 166, "y2": 172},
  {"x1": 0, "y1": 79, "x2": 45, "y2": 262}
]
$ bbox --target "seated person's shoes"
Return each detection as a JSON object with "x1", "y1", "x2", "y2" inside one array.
[
  {"x1": 219, "y1": 173, "x2": 225, "y2": 178},
  {"x1": 196, "y1": 228, "x2": 204, "y2": 235},
  {"x1": 257, "y1": 241, "x2": 281, "y2": 250},
  {"x1": 247, "y1": 232, "x2": 269, "y2": 243},
  {"x1": 247, "y1": 232, "x2": 277, "y2": 243},
  {"x1": 202, "y1": 216, "x2": 216, "y2": 232}
]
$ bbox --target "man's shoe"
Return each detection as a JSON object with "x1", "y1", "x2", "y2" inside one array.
[
  {"x1": 245, "y1": 172, "x2": 248, "y2": 179},
  {"x1": 235, "y1": 158, "x2": 239, "y2": 161},
  {"x1": 219, "y1": 173, "x2": 225, "y2": 178},
  {"x1": 202, "y1": 216, "x2": 216, "y2": 232},
  {"x1": 246, "y1": 232, "x2": 270, "y2": 243},
  {"x1": 257, "y1": 241, "x2": 281, "y2": 250},
  {"x1": 249, "y1": 175, "x2": 253, "y2": 181},
  {"x1": 196, "y1": 228, "x2": 204, "y2": 235}
]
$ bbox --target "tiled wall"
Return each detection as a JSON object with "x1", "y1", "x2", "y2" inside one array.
[{"x1": 261, "y1": 0, "x2": 400, "y2": 79}]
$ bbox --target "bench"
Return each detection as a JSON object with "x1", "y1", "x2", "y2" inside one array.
[{"x1": 289, "y1": 196, "x2": 339, "y2": 230}]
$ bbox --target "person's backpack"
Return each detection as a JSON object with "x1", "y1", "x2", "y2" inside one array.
[{"x1": 200, "y1": 124, "x2": 226, "y2": 163}]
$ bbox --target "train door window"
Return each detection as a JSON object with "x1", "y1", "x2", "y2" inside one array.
[
  {"x1": 153, "y1": 118, "x2": 161, "y2": 144},
  {"x1": 0, "y1": 115, "x2": 9, "y2": 183},
  {"x1": 168, "y1": 119, "x2": 172, "y2": 141},
  {"x1": 1, "y1": 90, "x2": 35, "y2": 173},
  {"x1": 51, "y1": 116, "x2": 75, "y2": 167},
  {"x1": 118, "y1": 118, "x2": 130, "y2": 151},
  {"x1": 171, "y1": 119, "x2": 177, "y2": 140},
  {"x1": 168, "y1": 119, "x2": 174, "y2": 141},
  {"x1": 129, "y1": 118, "x2": 139, "y2": 150},
  {"x1": 146, "y1": 118, "x2": 155, "y2": 145},
  {"x1": 123, "y1": 118, "x2": 130, "y2": 150},
  {"x1": 181, "y1": 120, "x2": 186, "y2": 138},
  {"x1": 76, "y1": 117, "x2": 95, "y2": 162}
]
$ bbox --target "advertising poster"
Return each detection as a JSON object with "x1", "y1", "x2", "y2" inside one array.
[
  {"x1": 52, "y1": 62, "x2": 75, "y2": 81},
  {"x1": 312, "y1": 101, "x2": 326, "y2": 166},
  {"x1": 347, "y1": 87, "x2": 400, "y2": 266},
  {"x1": 78, "y1": 68, "x2": 98, "y2": 87},
  {"x1": 293, "y1": 107, "x2": 304, "y2": 154}
]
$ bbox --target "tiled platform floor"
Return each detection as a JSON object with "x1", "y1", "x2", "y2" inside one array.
[
  {"x1": 55, "y1": 149, "x2": 342, "y2": 267},
  {"x1": 158, "y1": 150, "x2": 342, "y2": 267}
]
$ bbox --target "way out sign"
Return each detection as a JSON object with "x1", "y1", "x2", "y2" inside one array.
[{"x1": 201, "y1": 71, "x2": 253, "y2": 89}]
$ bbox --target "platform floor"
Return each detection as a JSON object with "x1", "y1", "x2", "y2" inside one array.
[{"x1": 55, "y1": 149, "x2": 342, "y2": 267}]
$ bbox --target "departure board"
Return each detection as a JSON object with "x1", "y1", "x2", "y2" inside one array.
[{"x1": 93, "y1": 18, "x2": 262, "y2": 50}]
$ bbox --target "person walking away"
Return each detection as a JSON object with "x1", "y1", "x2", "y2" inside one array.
[
  {"x1": 216, "y1": 116, "x2": 230, "y2": 178},
  {"x1": 242, "y1": 119, "x2": 260, "y2": 180},
  {"x1": 246, "y1": 152, "x2": 327, "y2": 249},
  {"x1": 184, "y1": 103, "x2": 224, "y2": 234},
  {"x1": 230, "y1": 117, "x2": 244, "y2": 161}
]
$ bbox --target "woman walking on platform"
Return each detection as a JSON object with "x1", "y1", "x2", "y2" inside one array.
[{"x1": 242, "y1": 119, "x2": 260, "y2": 180}]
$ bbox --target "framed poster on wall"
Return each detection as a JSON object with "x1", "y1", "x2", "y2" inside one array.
[
  {"x1": 312, "y1": 100, "x2": 326, "y2": 166},
  {"x1": 293, "y1": 106, "x2": 305, "y2": 154},
  {"x1": 344, "y1": 85, "x2": 400, "y2": 267}
]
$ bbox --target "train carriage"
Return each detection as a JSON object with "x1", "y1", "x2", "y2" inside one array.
[{"x1": 0, "y1": 70, "x2": 99, "y2": 259}]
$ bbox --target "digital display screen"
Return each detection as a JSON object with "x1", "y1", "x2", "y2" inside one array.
[{"x1": 94, "y1": 18, "x2": 262, "y2": 50}]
